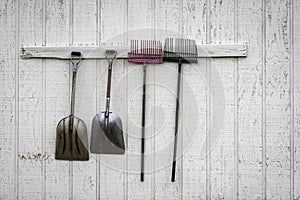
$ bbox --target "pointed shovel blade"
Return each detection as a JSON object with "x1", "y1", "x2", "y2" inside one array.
[{"x1": 90, "y1": 112, "x2": 125, "y2": 154}]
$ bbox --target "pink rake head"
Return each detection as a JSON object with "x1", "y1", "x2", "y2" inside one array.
[{"x1": 128, "y1": 40, "x2": 163, "y2": 64}]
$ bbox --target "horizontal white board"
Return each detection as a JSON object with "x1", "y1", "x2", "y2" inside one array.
[{"x1": 21, "y1": 43, "x2": 247, "y2": 60}]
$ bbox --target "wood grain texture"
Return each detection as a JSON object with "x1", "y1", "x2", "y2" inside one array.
[
  {"x1": 18, "y1": 0, "x2": 44, "y2": 199},
  {"x1": 98, "y1": 0, "x2": 126, "y2": 200},
  {"x1": 1, "y1": 0, "x2": 299, "y2": 199},
  {"x1": 127, "y1": 0, "x2": 154, "y2": 199},
  {"x1": 265, "y1": 0, "x2": 291, "y2": 198},
  {"x1": 237, "y1": 0, "x2": 264, "y2": 199},
  {"x1": 20, "y1": 43, "x2": 247, "y2": 59},
  {"x1": 181, "y1": 0, "x2": 207, "y2": 199},
  {"x1": 154, "y1": 0, "x2": 181, "y2": 199},
  {"x1": 71, "y1": 0, "x2": 97, "y2": 199},
  {"x1": 44, "y1": 0, "x2": 70, "y2": 199},
  {"x1": 209, "y1": 0, "x2": 236, "y2": 199},
  {"x1": 294, "y1": 1, "x2": 300, "y2": 199},
  {"x1": 0, "y1": 0, "x2": 16, "y2": 199}
]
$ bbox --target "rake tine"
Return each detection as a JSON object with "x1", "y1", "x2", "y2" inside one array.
[
  {"x1": 141, "y1": 40, "x2": 143, "y2": 55},
  {"x1": 127, "y1": 39, "x2": 163, "y2": 181},
  {"x1": 146, "y1": 40, "x2": 148, "y2": 55},
  {"x1": 162, "y1": 37, "x2": 198, "y2": 182},
  {"x1": 147, "y1": 40, "x2": 149, "y2": 55}
]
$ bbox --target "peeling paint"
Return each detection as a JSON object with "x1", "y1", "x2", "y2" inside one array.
[{"x1": 18, "y1": 152, "x2": 52, "y2": 162}]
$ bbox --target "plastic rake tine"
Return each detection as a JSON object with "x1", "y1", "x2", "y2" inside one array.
[{"x1": 128, "y1": 39, "x2": 163, "y2": 182}]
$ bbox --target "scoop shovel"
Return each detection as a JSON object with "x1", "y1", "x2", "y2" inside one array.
[
  {"x1": 90, "y1": 50, "x2": 125, "y2": 154},
  {"x1": 55, "y1": 51, "x2": 89, "y2": 161}
]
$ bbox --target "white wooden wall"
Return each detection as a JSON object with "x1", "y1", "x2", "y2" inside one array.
[{"x1": 0, "y1": 0, "x2": 299, "y2": 199}]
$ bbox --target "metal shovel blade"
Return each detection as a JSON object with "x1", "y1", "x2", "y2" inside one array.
[
  {"x1": 90, "y1": 112, "x2": 125, "y2": 154},
  {"x1": 55, "y1": 115, "x2": 89, "y2": 161}
]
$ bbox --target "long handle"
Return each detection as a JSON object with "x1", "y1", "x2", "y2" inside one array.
[
  {"x1": 70, "y1": 63, "x2": 78, "y2": 116},
  {"x1": 141, "y1": 64, "x2": 146, "y2": 182},
  {"x1": 69, "y1": 63, "x2": 78, "y2": 155},
  {"x1": 105, "y1": 62, "x2": 113, "y2": 118},
  {"x1": 171, "y1": 61, "x2": 182, "y2": 182}
]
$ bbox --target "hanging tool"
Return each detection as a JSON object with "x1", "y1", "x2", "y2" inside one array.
[
  {"x1": 55, "y1": 51, "x2": 89, "y2": 161},
  {"x1": 163, "y1": 38, "x2": 198, "y2": 182},
  {"x1": 90, "y1": 50, "x2": 125, "y2": 154},
  {"x1": 128, "y1": 40, "x2": 163, "y2": 181}
]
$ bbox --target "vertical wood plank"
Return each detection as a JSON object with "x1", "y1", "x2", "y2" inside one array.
[
  {"x1": 127, "y1": 0, "x2": 154, "y2": 199},
  {"x1": 44, "y1": 0, "x2": 71, "y2": 199},
  {"x1": 0, "y1": 0, "x2": 16, "y2": 198},
  {"x1": 265, "y1": 0, "x2": 291, "y2": 198},
  {"x1": 294, "y1": 0, "x2": 300, "y2": 198},
  {"x1": 98, "y1": 0, "x2": 126, "y2": 199},
  {"x1": 0, "y1": 0, "x2": 299, "y2": 199},
  {"x1": 18, "y1": 0, "x2": 44, "y2": 199},
  {"x1": 181, "y1": 0, "x2": 207, "y2": 199},
  {"x1": 209, "y1": 0, "x2": 236, "y2": 199},
  {"x1": 154, "y1": 0, "x2": 182, "y2": 199},
  {"x1": 237, "y1": 0, "x2": 264, "y2": 198},
  {"x1": 72, "y1": 0, "x2": 97, "y2": 199}
]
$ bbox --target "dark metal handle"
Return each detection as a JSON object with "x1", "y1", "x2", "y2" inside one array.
[
  {"x1": 141, "y1": 64, "x2": 146, "y2": 182},
  {"x1": 106, "y1": 63, "x2": 112, "y2": 98},
  {"x1": 171, "y1": 61, "x2": 182, "y2": 182}
]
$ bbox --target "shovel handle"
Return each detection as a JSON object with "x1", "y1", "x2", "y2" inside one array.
[
  {"x1": 105, "y1": 50, "x2": 116, "y2": 111},
  {"x1": 105, "y1": 97, "x2": 110, "y2": 118},
  {"x1": 105, "y1": 62, "x2": 113, "y2": 119},
  {"x1": 70, "y1": 69, "x2": 77, "y2": 116},
  {"x1": 70, "y1": 51, "x2": 81, "y2": 116},
  {"x1": 106, "y1": 63, "x2": 112, "y2": 98}
]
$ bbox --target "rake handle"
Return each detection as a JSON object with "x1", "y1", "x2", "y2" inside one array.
[
  {"x1": 141, "y1": 64, "x2": 146, "y2": 182},
  {"x1": 171, "y1": 61, "x2": 182, "y2": 182}
]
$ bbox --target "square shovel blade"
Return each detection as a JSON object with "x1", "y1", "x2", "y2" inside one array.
[{"x1": 55, "y1": 115, "x2": 89, "y2": 161}]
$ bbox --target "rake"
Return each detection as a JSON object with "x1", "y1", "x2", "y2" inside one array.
[
  {"x1": 163, "y1": 38, "x2": 198, "y2": 182},
  {"x1": 128, "y1": 40, "x2": 163, "y2": 181}
]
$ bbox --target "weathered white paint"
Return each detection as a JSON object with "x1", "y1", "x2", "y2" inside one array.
[
  {"x1": 0, "y1": 0, "x2": 16, "y2": 199},
  {"x1": 20, "y1": 43, "x2": 247, "y2": 59},
  {"x1": 294, "y1": 1, "x2": 300, "y2": 199},
  {"x1": 18, "y1": 0, "x2": 44, "y2": 199},
  {"x1": 265, "y1": 0, "x2": 291, "y2": 199},
  {"x1": 237, "y1": 0, "x2": 264, "y2": 199},
  {"x1": 181, "y1": 0, "x2": 207, "y2": 199},
  {"x1": 0, "y1": 0, "x2": 299, "y2": 199},
  {"x1": 45, "y1": 0, "x2": 71, "y2": 199},
  {"x1": 98, "y1": 1, "x2": 126, "y2": 199}
]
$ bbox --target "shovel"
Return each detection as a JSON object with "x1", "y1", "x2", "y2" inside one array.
[
  {"x1": 90, "y1": 50, "x2": 125, "y2": 154},
  {"x1": 55, "y1": 51, "x2": 89, "y2": 161},
  {"x1": 163, "y1": 38, "x2": 198, "y2": 181}
]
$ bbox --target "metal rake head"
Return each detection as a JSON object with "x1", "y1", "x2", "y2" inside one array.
[
  {"x1": 128, "y1": 40, "x2": 163, "y2": 64},
  {"x1": 163, "y1": 38, "x2": 198, "y2": 64}
]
